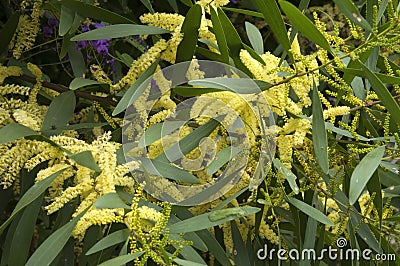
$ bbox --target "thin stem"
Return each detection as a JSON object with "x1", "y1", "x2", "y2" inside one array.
[{"x1": 18, "y1": 74, "x2": 118, "y2": 106}]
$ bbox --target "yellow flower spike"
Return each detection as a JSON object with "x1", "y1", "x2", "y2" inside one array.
[{"x1": 0, "y1": 66, "x2": 22, "y2": 84}]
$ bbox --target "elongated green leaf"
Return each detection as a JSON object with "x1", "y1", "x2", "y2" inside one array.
[
  {"x1": 207, "y1": 147, "x2": 243, "y2": 175},
  {"x1": 68, "y1": 38, "x2": 86, "y2": 78},
  {"x1": 222, "y1": 7, "x2": 264, "y2": 18},
  {"x1": 349, "y1": 146, "x2": 385, "y2": 205},
  {"x1": 343, "y1": 67, "x2": 400, "y2": 85},
  {"x1": 286, "y1": 197, "x2": 334, "y2": 226},
  {"x1": 299, "y1": 191, "x2": 318, "y2": 266},
  {"x1": 156, "y1": 117, "x2": 221, "y2": 163},
  {"x1": 245, "y1": 22, "x2": 264, "y2": 54},
  {"x1": 167, "y1": 0, "x2": 179, "y2": 12},
  {"x1": 169, "y1": 206, "x2": 260, "y2": 233},
  {"x1": 41, "y1": 90, "x2": 76, "y2": 136},
  {"x1": 138, "y1": 121, "x2": 186, "y2": 147},
  {"x1": 112, "y1": 60, "x2": 158, "y2": 115},
  {"x1": 86, "y1": 228, "x2": 130, "y2": 255},
  {"x1": 210, "y1": 7, "x2": 229, "y2": 64},
  {"x1": 217, "y1": 8, "x2": 251, "y2": 75},
  {"x1": 0, "y1": 167, "x2": 68, "y2": 234},
  {"x1": 139, "y1": 158, "x2": 200, "y2": 184},
  {"x1": 254, "y1": 0, "x2": 292, "y2": 59},
  {"x1": 242, "y1": 43, "x2": 266, "y2": 66},
  {"x1": 69, "y1": 77, "x2": 102, "y2": 90},
  {"x1": 25, "y1": 208, "x2": 88, "y2": 266},
  {"x1": 0, "y1": 123, "x2": 37, "y2": 145},
  {"x1": 188, "y1": 78, "x2": 271, "y2": 93},
  {"x1": 59, "y1": 5, "x2": 74, "y2": 36},
  {"x1": 174, "y1": 258, "x2": 207, "y2": 266},
  {"x1": 98, "y1": 252, "x2": 145, "y2": 266},
  {"x1": 7, "y1": 196, "x2": 42, "y2": 266},
  {"x1": 61, "y1": 0, "x2": 134, "y2": 24},
  {"x1": 333, "y1": 0, "x2": 372, "y2": 32},
  {"x1": 359, "y1": 61, "x2": 400, "y2": 125},
  {"x1": 71, "y1": 25, "x2": 169, "y2": 41},
  {"x1": 0, "y1": 12, "x2": 20, "y2": 54},
  {"x1": 175, "y1": 4, "x2": 202, "y2": 63},
  {"x1": 69, "y1": 150, "x2": 101, "y2": 172},
  {"x1": 312, "y1": 83, "x2": 329, "y2": 173},
  {"x1": 273, "y1": 159, "x2": 299, "y2": 194},
  {"x1": 139, "y1": 0, "x2": 154, "y2": 13},
  {"x1": 94, "y1": 193, "x2": 131, "y2": 209},
  {"x1": 280, "y1": 1, "x2": 332, "y2": 53}
]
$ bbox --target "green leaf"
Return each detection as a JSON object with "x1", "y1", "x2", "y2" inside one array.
[
  {"x1": 217, "y1": 8, "x2": 251, "y2": 76},
  {"x1": 207, "y1": 147, "x2": 243, "y2": 176},
  {"x1": 359, "y1": 60, "x2": 400, "y2": 125},
  {"x1": 349, "y1": 146, "x2": 385, "y2": 205},
  {"x1": 69, "y1": 150, "x2": 102, "y2": 172},
  {"x1": 71, "y1": 25, "x2": 169, "y2": 41},
  {"x1": 139, "y1": 0, "x2": 154, "y2": 13},
  {"x1": 167, "y1": 0, "x2": 179, "y2": 12},
  {"x1": 156, "y1": 117, "x2": 221, "y2": 163},
  {"x1": 222, "y1": 7, "x2": 264, "y2": 18},
  {"x1": 175, "y1": 4, "x2": 202, "y2": 63},
  {"x1": 279, "y1": 1, "x2": 332, "y2": 53},
  {"x1": 7, "y1": 196, "x2": 42, "y2": 266},
  {"x1": 138, "y1": 121, "x2": 185, "y2": 147},
  {"x1": 68, "y1": 39, "x2": 86, "y2": 78},
  {"x1": 273, "y1": 159, "x2": 299, "y2": 194},
  {"x1": 86, "y1": 228, "x2": 130, "y2": 255},
  {"x1": 139, "y1": 158, "x2": 200, "y2": 184},
  {"x1": 112, "y1": 60, "x2": 158, "y2": 115},
  {"x1": 98, "y1": 252, "x2": 145, "y2": 266},
  {"x1": 61, "y1": 0, "x2": 134, "y2": 24},
  {"x1": 169, "y1": 206, "x2": 260, "y2": 233},
  {"x1": 94, "y1": 193, "x2": 131, "y2": 209},
  {"x1": 25, "y1": 208, "x2": 88, "y2": 266},
  {"x1": 210, "y1": 7, "x2": 229, "y2": 64},
  {"x1": 41, "y1": 91, "x2": 76, "y2": 136},
  {"x1": 333, "y1": 0, "x2": 373, "y2": 32},
  {"x1": 69, "y1": 77, "x2": 102, "y2": 90},
  {"x1": 0, "y1": 12, "x2": 20, "y2": 54},
  {"x1": 254, "y1": 0, "x2": 292, "y2": 60},
  {"x1": 312, "y1": 83, "x2": 329, "y2": 173},
  {"x1": 245, "y1": 22, "x2": 264, "y2": 54},
  {"x1": 0, "y1": 123, "x2": 37, "y2": 145},
  {"x1": 59, "y1": 5, "x2": 74, "y2": 36},
  {"x1": 0, "y1": 167, "x2": 68, "y2": 234},
  {"x1": 286, "y1": 197, "x2": 334, "y2": 226},
  {"x1": 174, "y1": 258, "x2": 207, "y2": 266},
  {"x1": 188, "y1": 78, "x2": 271, "y2": 93}
]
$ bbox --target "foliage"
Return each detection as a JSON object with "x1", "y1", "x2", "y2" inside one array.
[{"x1": 0, "y1": 0, "x2": 400, "y2": 265}]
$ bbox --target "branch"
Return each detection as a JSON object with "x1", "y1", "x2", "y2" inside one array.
[
  {"x1": 349, "y1": 94, "x2": 400, "y2": 112},
  {"x1": 18, "y1": 74, "x2": 118, "y2": 107}
]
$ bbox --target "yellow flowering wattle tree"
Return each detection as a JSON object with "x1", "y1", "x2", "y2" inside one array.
[{"x1": 0, "y1": 0, "x2": 400, "y2": 265}]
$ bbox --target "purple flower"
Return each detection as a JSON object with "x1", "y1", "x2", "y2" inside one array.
[
  {"x1": 43, "y1": 26, "x2": 53, "y2": 39},
  {"x1": 96, "y1": 44, "x2": 109, "y2": 56},
  {"x1": 230, "y1": 0, "x2": 238, "y2": 3},
  {"x1": 48, "y1": 17, "x2": 59, "y2": 28},
  {"x1": 93, "y1": 23, "x2": 105, "y2": 29},
  {"x1": 76, "y1": 41, "x2": 87, "y2": 50},
  {"x1": 82, "y1": 24, "x2": 91, "y2": 32}
]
